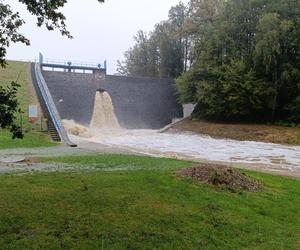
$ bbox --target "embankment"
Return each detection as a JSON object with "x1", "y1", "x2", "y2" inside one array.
[{"x1": 170, "y1": 119, "x2": 300, "y2": 145}]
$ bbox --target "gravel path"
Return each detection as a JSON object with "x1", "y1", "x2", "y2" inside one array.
[
  {"x1": 0, "y1": 142, "x2": 136, "y2": 159},
  {"x1": 0, "y1": 139, "x2": 149, "y2": 175}
]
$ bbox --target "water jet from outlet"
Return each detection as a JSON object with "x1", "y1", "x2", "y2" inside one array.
[{"x1": 90, "y1": 90, "x2": 120, "y2": 130}]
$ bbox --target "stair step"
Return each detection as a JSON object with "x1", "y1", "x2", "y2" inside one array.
[{"x1": 47, "y1": 122, "x2": 61, "y2": 142}]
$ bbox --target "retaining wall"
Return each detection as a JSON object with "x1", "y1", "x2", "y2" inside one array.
[{"x1": 42, "y1": 71, "x2": 183, "y2": 129}]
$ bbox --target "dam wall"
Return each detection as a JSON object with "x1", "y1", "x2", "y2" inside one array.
[{"x1": 42, "y1": 71, "x2": 183, "y2": 129}]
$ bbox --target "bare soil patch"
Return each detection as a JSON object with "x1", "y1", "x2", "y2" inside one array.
[
  {"x1": 178, "y1": 164, "x2": 261, "y2": 192},
  {"x1": 23, "y1": 157, "x2": 43, "y2": 164},
  {"x1": 171, "y1": 119, "x2": 300, "y2": 145}
]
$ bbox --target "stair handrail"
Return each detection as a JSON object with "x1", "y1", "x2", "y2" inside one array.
[{"x1": 34, "y1": 63, "x2": 77, "y2": 147}]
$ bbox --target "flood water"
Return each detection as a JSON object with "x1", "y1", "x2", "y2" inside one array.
[
  {"x1": 80, "y1": 128, "x2": 300, "y2": 170},
  {"x1": 65, "y1": 90, "x2": 300, "y2": 174}
]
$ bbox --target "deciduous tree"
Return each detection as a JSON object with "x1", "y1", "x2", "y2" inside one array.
[
  {"x1": 117, "y1": 2, "x2": 190, "y2": 78},
  {"x1": 176, "y1": 0, "x2": 300, "y2": 124}
]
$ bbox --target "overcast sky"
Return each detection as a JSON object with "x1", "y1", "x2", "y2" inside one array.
[{"x1": 6, "y1": 0, "x2": 188, "y2": 74}]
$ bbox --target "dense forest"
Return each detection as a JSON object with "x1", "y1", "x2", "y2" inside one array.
[{"x1": 117, "y1": 0, "x2": 300, "y2": 123}]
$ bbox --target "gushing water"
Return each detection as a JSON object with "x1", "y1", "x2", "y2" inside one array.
[
  {"x1": 90, "y1": 91, "x2": 120, "y2": 130},
  {"x1": 62, "y1": 119, "x2": 92, "y2": 138}
]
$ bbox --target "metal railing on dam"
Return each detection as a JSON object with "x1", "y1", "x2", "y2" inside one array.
[
  {"x1": 42, "y1": 58, "x2": 106, "y2": 70},
  {"x1": 38, "y1": 54, "x2": 107, "y2": 74},
  {"x1": 33, "y1": 63, "x2": 77, "y2": 147}
]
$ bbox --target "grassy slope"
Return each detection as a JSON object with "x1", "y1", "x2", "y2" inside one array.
[
  {"x1": 0, "y1": 61, "x2": 56, "y2": 148},
  {"x1": 0, "y1": 131, "x2": 55, "y2": 149},
  {"x1": 0, "y1": 155, "x2": 299, "y2": 249}
]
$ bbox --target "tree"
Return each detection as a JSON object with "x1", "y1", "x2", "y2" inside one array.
[
  {"x1": 117, "y1": 2, "x2": 189, "y2": 78},
  {"x1": 116, "y1": 30, "x2": 158, "y2": 77},
  {"x1": 176, "y1": 0, "x2": 300, "y2": 124},
  {"x1": 255, "y1": 13, "x2": 282, "y2": 120},
  {"x1": 0, "y1": 0, "x2": 104, "y2": 137},
  {"x1": 254, "y1": 12, "x2": 300, "y2": 121},
  {"x1": 0, "y1": 81, "x2": 23, "y2": 138}
]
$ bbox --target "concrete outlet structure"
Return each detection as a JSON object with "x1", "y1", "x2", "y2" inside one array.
[{"x1": 40, "y1": 59, "x2": 183, "y2": 129}]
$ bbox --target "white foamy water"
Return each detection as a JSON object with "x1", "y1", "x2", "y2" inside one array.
[
  {"x1": 83, "y1": 129, "x2": 300, "y2": 169},
  {"x1": 63, "y1": 120, "x2": 92, "y2": 138}
]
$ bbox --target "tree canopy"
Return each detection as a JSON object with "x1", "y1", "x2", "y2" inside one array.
[
  {"x1": 119, "y1": 0, "x2": 300, "y2": 124},
  {"x1": 177, "y1": 0, "x2": 300, "y2": 123},
  {"x1": 117, "y1": 2, "x2": 191, "y2": 78}
]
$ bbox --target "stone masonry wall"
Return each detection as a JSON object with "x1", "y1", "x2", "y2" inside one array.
[{"x1": 42, "y1": 71, "x2": 183, "y2": 129}]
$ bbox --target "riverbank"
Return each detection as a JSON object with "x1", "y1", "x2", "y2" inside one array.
[
  {"x1": 170, "y1": 119, "x2": 300, "y2": 145},
  {"x1": 0, "y1": 61, "x2": 55, "y2": 148}
]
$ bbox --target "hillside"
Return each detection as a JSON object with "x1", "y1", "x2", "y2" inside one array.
[{"x1": 0, "y1": 61, "x2": 56, "y2": 148}]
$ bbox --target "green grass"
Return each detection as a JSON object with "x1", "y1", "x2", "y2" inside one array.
[
  {"x1": 0, "y1": 60, "x2": 30, "y2": 113},
  {"x1": 0, "y1": 130, "x2": 57, "y2": 149},
  {"x1": 0, "y1": 60, "x2": 56, "y2": 148},
  {"x1": 0, "y1": 154, "x2": 299, "y2": 249}
]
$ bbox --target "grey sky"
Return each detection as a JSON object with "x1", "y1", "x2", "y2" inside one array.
[{"x1": 7, "y1": 0, "x2": 188, "y2": 74}]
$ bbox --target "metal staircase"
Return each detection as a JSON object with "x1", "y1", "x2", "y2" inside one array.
[
  {"x1": 47, "y1": 121, "x2": 61, "y2": 142},
  {"x1": 31, "y1": 62, "x2": 77, "y2": 147}
]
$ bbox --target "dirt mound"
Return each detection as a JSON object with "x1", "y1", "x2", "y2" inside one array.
[
  {"x1": 178, "y1": 164, "x2": 261, "y2": 192},
  {"x1": 23, "y1": 157, "x2": 42, "y2": 164}
]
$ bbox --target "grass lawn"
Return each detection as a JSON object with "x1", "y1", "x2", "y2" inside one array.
[
  {"x1": 0, "y1": 155, "x2": 299, "y2": 249},
  {"x1": 0, "y1": 60, "x2": 56, "y2": 148},
  {"x1": 0, "y1": 130, "x2": 57, "y2": 149}
]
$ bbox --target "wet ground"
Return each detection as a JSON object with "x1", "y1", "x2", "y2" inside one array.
[{"x1": 0, "y1": 142, "x2": 146, "y2": 175}]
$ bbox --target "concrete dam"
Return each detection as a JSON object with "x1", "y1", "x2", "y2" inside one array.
[{"x1": 37, "y1": 62, "x2": 183, "y2": 131}]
